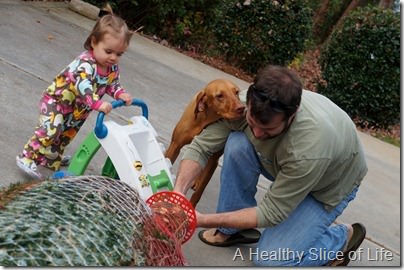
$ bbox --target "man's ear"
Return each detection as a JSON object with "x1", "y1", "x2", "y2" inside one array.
[{"x1": 287, "y1": 111, "x2": 297, "y2": 124}]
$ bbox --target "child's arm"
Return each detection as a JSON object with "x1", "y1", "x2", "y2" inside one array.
[
  {"x1": 71, "y1": 55, "x2": 104, "y2": 110},
  {"x1": 106, "y1": 65, "x2": 132, "y2": 105}
]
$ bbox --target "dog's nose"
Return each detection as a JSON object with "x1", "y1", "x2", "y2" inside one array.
[{"x1": 235, "y1": 105, "x2": 245, "y2": 114}]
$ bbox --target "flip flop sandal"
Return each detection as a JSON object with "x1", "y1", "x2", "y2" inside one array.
[
  {"x1": 339, "y1": 223, "x2": 367, "y2": 266},
  {"x1": 198, "y1": 228, "x2": 261, "y2": 247}
]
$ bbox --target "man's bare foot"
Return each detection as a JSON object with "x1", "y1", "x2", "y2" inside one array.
[
  {"x1": 200, "y1": 228, "x2": 231, "y2": 244},
  {"x1": 329, "y1": 224, "x2": 353, "y2": 266}
]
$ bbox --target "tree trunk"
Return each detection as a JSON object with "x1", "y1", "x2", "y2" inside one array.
[
  {"x1": 312, "y1": 0, "x2": 330, "y2": 44},
  {"x1": 313, "y1": 0, "x2": 329, "y2": 28},
  {"x1": 334, "y1": 0, "x2": 363, "y2": 30},
  {"x1": 378, "y1": 0, "x2": 394, "y2": 8},
  {"x1": 324, "y1": 0, "x2": 376, "y2": 44},
  {"x1": 313, "y1": 0, "x2": 386, "y2": 45}
]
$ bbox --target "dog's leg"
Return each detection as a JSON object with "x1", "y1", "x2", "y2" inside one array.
[
  {"x1": 190, "y1": 151, "x2": 222, "y2": 207},
  {"x1": 165, "y1": 140, "x2": 182, "y2": 164},
  {"x1": 164, "y1": 108, "x2": 196, "y2": 164},
  {"x1": 165, "y1": 122, "x2": 192, "y2": 164}
]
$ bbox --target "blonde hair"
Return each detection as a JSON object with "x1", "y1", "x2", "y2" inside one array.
[{"x1": 84, "y1": 4, "x2": 133, "y2": 50}]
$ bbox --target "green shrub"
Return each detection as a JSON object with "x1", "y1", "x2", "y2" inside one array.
[
  {"x1": 143, "y1": 0, "x2": 220, "y2": 49},
  {"x1": 212, "y1": 0, "x2": 313, "y2": 74},
  {"x1": 318, "y1": 6, "x2": 400, "y2": 129},
  {"x1": 88, "y1": 0, "x2": 220, "y2": 50}
]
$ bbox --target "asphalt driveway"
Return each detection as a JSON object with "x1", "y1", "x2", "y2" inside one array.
[{"x1": 0, "y1": 1, "x2": 400, "y2": 266}]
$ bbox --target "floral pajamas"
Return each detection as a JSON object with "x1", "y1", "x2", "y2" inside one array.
[{"x1": 20, "y1": 50, "x2": 127, "y2": 170}]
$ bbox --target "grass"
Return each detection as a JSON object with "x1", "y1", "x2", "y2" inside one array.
[{"x1": 375, "y1": 133, "x2": 400, "y2": 147}]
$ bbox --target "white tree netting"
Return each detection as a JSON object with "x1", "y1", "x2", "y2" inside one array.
[{"x1": 0, "y1": 176, "x2": 186, "y2": 266}]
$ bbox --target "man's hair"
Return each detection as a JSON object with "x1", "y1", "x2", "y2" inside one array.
[
  {"x1": 84, "y1": 4, "x2": 133, "y2": 50},
  {"x1": 246, "y1": 65, "x2": 302, "y2": 124}
]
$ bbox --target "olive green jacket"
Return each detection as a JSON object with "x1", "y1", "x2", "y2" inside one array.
[{"x1": 182, "y1": 90, "x2": 368, "y2": 227}]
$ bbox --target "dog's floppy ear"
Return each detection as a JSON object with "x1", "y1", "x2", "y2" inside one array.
[{"x1": 194, "y1": 90, "x2": 207, "y2": 119}]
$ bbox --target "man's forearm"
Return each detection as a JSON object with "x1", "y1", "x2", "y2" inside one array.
[
  {"x1": 197, "y1": 207, "x2": 258, "y2": 229},
  {"x1": 173, "y1": 159, "x2": 203, "y2": 195}
]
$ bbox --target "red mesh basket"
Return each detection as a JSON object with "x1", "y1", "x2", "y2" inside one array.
[{"x1": 146, "y1": 191, "x2": 196, "y2": 244}]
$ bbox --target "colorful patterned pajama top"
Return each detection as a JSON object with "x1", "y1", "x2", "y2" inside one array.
[{"x1": 21, "y1": 50, "x2": 128, "y2": 170}]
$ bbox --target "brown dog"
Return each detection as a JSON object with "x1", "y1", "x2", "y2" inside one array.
[{"x1": 165, "y1": 79, "x2": 245, "y2": 206}]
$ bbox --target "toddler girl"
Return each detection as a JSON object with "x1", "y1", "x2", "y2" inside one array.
[{"x1": 16, "y1": 5, "x2": 133, "y2": 179}]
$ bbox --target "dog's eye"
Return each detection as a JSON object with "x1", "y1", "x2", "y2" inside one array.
[{"x1": 216, "y1": 94, "x2": 224, "y2": 100}]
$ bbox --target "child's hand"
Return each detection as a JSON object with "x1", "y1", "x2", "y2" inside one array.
[
  {"x1": 98, "y1": 102, "x2": 112, "y2": 114},
  {"x1": 119, "y1": 93, "x2": 133, "y2": 106}
]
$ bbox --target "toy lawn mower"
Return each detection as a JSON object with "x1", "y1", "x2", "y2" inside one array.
[
  {"x1": 54, "y1": 98, "x2": 196, "y2": 243},
  {"x1": 55, "y1": 99, "x2": 174, "y2": 200}
]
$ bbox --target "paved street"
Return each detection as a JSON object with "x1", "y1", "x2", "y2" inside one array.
[{"x1": 0, "y1": 1, "x2": 400, "y2": 266}]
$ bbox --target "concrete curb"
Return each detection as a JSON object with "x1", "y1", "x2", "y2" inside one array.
[{"x1": 68, "y1": 0, "x2": 99, "y2": 20}]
